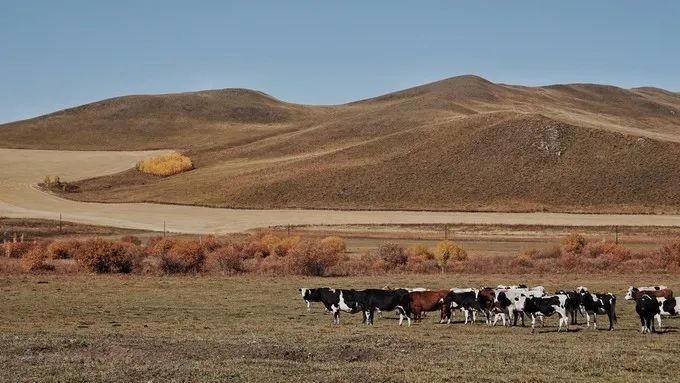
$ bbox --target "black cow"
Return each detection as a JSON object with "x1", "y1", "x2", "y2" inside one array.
[
  {"x1": 441, "y1": 290, "x2": 482, "y2": 324},
  {"x1": 636, "y1": 295, "x2": 660, "y2": 334},
  {"x1": 521, "y1": 294, "x2": 569, "y2": 333},
  {"x1": 577, "y1": 289, "x2": 617, "y2": 331},
  {"x1": 555, "y1": 290, "x2": 581, "y2": 325},
  {"x1": 354, "y1": 289, "x2": 412, "y2": 326}
]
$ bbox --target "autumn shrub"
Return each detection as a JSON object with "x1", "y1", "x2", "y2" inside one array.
[
  {"x1": 75, "y1": 238, "x2": 143, "y2": 273},
  {"x1": 200, "y1": 235, "x2": 222, "y2": 252},
  {"x1": 561, "y1": 233, "x2": 587, "y2": 255},
  {"x1": 206, "y1": 246, "x2": 248, "y2": 274},
  {"x1": 47, "y1": 239, "x2": 81, "y2": 259},
  {"x1": 409, "y1": 244, "x2": 434, "y2": 260},
  {"x1": 21, "y1": 246, "x2": 53, "y2": 272},
  {"x1": 655, "y1": 239, "x2": 680, "y2": 270},
  {"x1": 259, "y1": 254, "x2": 289, "y2": 275},
  {"x1": 286, "y1": 240, "x2": 342, "y2": 276},
  {"x1": 120, "y1": 235, "x2": 142, "y2": 246},
  {"x1": 3, "y1": 241, "x2": 33, "y2": 258},
  {"x1": 159, "y1": 240, "x2": 206, "y2": 273},
  {"x1": 378, "y1": 243, "x2": 408, "y2": 270},
  {"x1": 320, "y1": 236, "x2": 347, "y2": 254},
  {"x1": 136, "y1": 152, "x2": 193, "y2": 176},
  {"x1": 524, "y1": 245, "x2": 562, "y2": 260}
]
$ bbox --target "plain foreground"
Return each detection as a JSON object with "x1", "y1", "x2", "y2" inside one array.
[{"x1": 2, "y1": 274, "x2": 680, "y2": 382}]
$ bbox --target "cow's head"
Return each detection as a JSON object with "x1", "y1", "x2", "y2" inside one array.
[{"x1": 624, "y1": 286, "x2": 637, "y2": 300}]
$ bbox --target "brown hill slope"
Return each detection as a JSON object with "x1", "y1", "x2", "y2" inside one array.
[{"x1": 2, "y1": 75, "x2": 680, "y2": 213}]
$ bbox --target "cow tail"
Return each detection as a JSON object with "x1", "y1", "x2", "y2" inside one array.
[{"x1": 611, "y1": 295, "x2": 617, "y2": 324}]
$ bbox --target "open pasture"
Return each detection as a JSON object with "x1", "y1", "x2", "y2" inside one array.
[{"x1": 2, "y1": 274, "x2": 680, "y2": 382}]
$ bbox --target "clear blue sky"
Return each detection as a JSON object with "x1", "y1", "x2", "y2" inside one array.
[{"x1": 1, "y1": 1, "x2": 679, "y2": 123}]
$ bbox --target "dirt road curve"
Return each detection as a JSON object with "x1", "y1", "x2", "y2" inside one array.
[{"x1": 1, "y1": 148, "x2": 680, "y2": 233}]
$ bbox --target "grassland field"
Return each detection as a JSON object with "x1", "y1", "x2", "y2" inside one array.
[{"x1": 2, "y1": 273, "x2": 680, "y2": 383}]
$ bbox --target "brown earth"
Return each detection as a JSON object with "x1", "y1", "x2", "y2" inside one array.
[{"x1": 2, "y1": 75, "x2": 680, "y2": 213}]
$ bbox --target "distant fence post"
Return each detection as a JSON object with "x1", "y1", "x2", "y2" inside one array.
[
  {"x1": 444, "y1": 224, "x2": 448, "y2": 240},
  {"x1": 59, "y1": 213, "x2": 62, "y2": 233},
  {"x1": 615, "y1": 226, "x2": 619, "y2": 245},
  {"x1": 163, "y1": 221, "x2": 166, "y2": 237}
]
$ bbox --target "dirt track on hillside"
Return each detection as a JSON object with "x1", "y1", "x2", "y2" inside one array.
[{"x1": 1, "y1": 148, "x2": 680, "y2": 233}]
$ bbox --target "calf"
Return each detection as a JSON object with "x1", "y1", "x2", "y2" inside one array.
[
  {"x1": 625, "y1": 286, "x2": 673, "y2": 301},
  {"x1": 519, "y1": 294, "x2": 569, "y2": 333},
  {"x1": 577, "y1": 288, "x2": 617, "y2": 330},
  {"x1": 409, "y1": 290, "x2": 450, "y2": 322},
  {"x1": 636, "y1": 295, "x2": 660, "y2": 334},
  {"x1": 654, "y1": 296, "x2": 680, "y2": 329},
  {"x1": 355, "y1": 289, "x2": 412, "y2": 326}
]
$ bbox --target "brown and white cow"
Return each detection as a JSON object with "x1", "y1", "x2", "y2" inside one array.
[
  {"x1": 408, "y1": 290, "x2": 450, "y2": 322},
  {"x1": 624, "y1": 286, "x2": 673, "y2": 301}
]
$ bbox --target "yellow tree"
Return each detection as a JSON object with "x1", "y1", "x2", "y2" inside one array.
[{"x1": 434, "y1": 240, "x2": 467, "y2": 273}]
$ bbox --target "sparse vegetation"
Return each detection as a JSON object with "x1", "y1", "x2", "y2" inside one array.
[{"x1": 136, "y1": 152, "x2": 193, "y2": 176}]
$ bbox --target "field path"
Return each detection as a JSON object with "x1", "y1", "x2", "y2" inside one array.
[{"x1": 2, "y1": 148, "x2": 680, "y2": 233}]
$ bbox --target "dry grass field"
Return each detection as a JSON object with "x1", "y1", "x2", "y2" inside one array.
[
  {"x1": 2, "y1": 274, "x2": 680, "y2": 382},
  {"x1": 2, "y1": 76, "x2": 680, "y2": 213}
]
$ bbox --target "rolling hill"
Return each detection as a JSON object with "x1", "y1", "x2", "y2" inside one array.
[{"x1": 2, "y1": 75, "x2": 680, "y2": 213}]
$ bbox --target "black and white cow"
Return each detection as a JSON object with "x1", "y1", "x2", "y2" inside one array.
[
  {"x1": 441, "y1": 290, "x2": 483, "y2": 324},
  {"x1": 519, "y1": 294, "x2": 569, "y2": 333},
  {"x1": 492, "y1": 286, "x2": 545, "y2": 326},
  {"x1": 299, "y1": 288, "x2": 326, "y2": 311},
  {"x1": 653, "y1": 296, "x2": 680, "y2": 329},
  {"x1": 299, "y1": 288, "x2": 362, "y2": 324},
  {"x1": 636, "y1": 295, "x2": 660, "y2": 334},
  {"x1": 577, "y1": 288, "x2": 617, "y2": 331},
  {"x1": 555, "y1": 289, "x2": 581, "y2": 325},
  {"x1": 354, "y1": 289, "x2": 412, "y2": 326}
]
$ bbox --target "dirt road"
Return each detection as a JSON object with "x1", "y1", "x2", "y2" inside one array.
[{"x1": 1, "y1": 148, "x2": 680, "y2": 233}]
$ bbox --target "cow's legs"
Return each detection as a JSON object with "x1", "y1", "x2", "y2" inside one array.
[
  {"x1": 592, "y1": 313, "x2": 598, "y2": 330},
  {"x1": 655, "y1": 314, "x2": 662, "y2": 330},
  {"x1": 331, "y1": 307, "x2": 340, "y2": 325},
  {"x1": 530, "y1": 314, "x2": 537, "y2": 334}
]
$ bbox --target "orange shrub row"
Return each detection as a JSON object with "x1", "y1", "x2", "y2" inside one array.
[{"x1": 3, "y1": 233, "x2": 680, "y2": 276}]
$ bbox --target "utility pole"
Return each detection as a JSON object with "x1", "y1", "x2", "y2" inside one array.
[
  {"x1": 163, "y1": 221, "x2": 166, "y2": 237},
  {"x1": 59, "y1": 213, "x2": 62, "y2": 233},
  {"x1": 287, "y1": 225, "x2": 291, "y2": 236},
  {"x1": 444, "y1": 224, "x2": 449, "y2": 240}
]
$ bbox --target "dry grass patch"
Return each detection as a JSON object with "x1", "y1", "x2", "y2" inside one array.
[{"x1": 136, "y1": 152, "x2": 193, "y2": 176}]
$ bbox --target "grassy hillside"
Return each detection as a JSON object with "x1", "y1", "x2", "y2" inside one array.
[{"x1": 2, "y1": 75, "x2": 680, "y2": 213}]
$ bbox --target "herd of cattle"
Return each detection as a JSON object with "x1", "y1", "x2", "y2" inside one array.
[{"x1": 298, "y1": 284, "x2": 678, "y2": 334}]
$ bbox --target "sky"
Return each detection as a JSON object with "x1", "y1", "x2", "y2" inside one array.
[{"x1": 1, "y1": 1, "x2": 679, "y2": 123}]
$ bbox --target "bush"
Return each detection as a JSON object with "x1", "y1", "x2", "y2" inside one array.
[
  {"x1": 378, "y1": 243, "x2": 408, "y2": 270},
  {"x1": 3, "y1": 241, "x2": 33, "y2": 258},
  {"x1": 524, "y1": 245, "x2": 562, "y2": 260},
  {"x1": 200, "y1": 235, "x2": 222, "y2": 252},
  {"x1": 21, "y1": 247, "x2": 53, "y2": 272},
  {"x1": 408, "y1": 244, "x2": 434, "y2": 260},
  {"x1": 286, "y1": 241, "x2": 342, "y2": 276},
  {"x1": 75, "y1": 238, "x2": 143, "y2": 273},
  {"x1": 656, "y1": 239, "x2": 680, "y2": 270},
  {"x1": 320, "y1": 236, "x2": 346, "y2": 254},
  {"x1": 159, "y1": 240, "x2": 206, "y2": 273},
  {"x1": 206, "y1": 246, "x2": 247, "y2": 274},
  {"x1": 47, "y1": 239, "x2": 81, "y2": 259},
  {"x1": 434, "y1": 240, "x2": 468, "y2": 272},
  {"x1": 561, "y1": 233, "x2": 587, "y2": 255},
  {"x1": 120, "y1": 235, "x2": 142, "y2": 246},
  {"x1": 136, "y1": 152, "x2": 193, "y2": 176}
]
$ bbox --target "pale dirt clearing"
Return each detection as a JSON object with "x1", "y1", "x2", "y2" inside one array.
[{"x1": 1, "y1": 148, "x2": 680, "y2": 234}]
